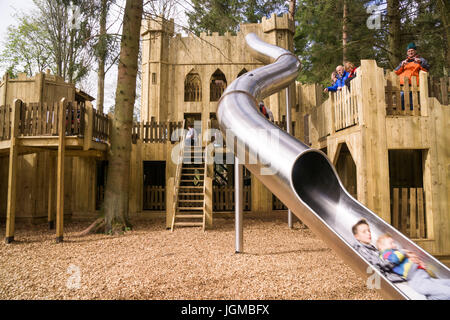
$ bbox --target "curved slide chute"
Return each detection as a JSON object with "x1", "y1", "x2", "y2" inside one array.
[{"x1": 216, "y1": 33, "x2": 450, "y2": 300}]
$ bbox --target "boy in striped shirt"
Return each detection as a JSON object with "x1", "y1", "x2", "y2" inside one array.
[{"x1": 377, "y1": 234, "x2": 450, "y2": 300}]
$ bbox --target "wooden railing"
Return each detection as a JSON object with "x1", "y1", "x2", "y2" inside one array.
[
  {"x1": 170, "y1": 120, "x2": 186, "y2": 231},
  {"x1": 143, "y1": 186, "x2": 166, "y2": 211},
  {"x1": 0, "y1": 101, "x2": 110, "y2": 143},
  {"x1": 274, "y1": 120, "x2": 296, "y2": 136},
  {"x1": 428, "y1": 76, "x2": 449, "y2": 105},
  {"x1": 132, "y1": 121, "x2": 184, "y2": 144},
  {"x1": 316, "y1": 99, "x2": 331, "y2": 139},
  {"x1": 202, "y1": 120, "x2": 211, "y2": 230},
  {"x1": 0, "y1": 104, "x2": 11, "y2": 140},
  {"x1": 213, "y1": 186, "x2": 251, "y2": 212},
  {"x1": 391, "y1": 187, "x2": 426, "y2": 239},
  {"x1": 334, "y1": 86, "x2": 359, "y2": 131},
  {"x1": 93, "y1": 109, "x2": 109, "y2": 142},
  {"x1": 273, "y1": 195, "x2": 287, "y2": 210},
  {"x1": 385, "y1": 72, "x2": 421, "y2": 116}
]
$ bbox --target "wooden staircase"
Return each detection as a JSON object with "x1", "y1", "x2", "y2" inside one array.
[{"x1": 171, "y1": 145, "x2": 206, "y2": 230}]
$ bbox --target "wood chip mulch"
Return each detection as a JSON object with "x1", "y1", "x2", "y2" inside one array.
[{"x1": 0, "y1": 217, "x2": 382, "y2": 300}]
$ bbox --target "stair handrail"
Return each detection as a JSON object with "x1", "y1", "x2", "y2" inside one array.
[
  {"x1": 171, "y1": 119, "x2": 186, "y2": 231},
  {"x1": 202, "y1": 119, "x2": 211, "y2": 231}
]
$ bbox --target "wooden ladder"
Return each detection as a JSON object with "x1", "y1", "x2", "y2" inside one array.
[{"x1": 172, "y1": 145, "x2": 206, "y2": 230}]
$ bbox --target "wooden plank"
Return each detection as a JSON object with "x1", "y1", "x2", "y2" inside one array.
[
  {"x1": 48, "y1": 155, "x2": 55, "y2": 229},
  {"x1": 409, "y1": 188, "x2": 416, "y2": 238},
  {"x1": 401, "y1": 188, "x2": 408, "y2": 234},
  {"x1": 392, "y1": 188, "x2": 399, "y2": 229},
  {"x1": 0, "y1": 105, "x2": 4, "y2": 140},
  {"x1": 5, "y1": 100, "x2": 21, "y2": 243},
  {"x1": 440, "y1": 77, "x2": 448, "y2": 105},
  {"x1": 417, "y1": 188, "x2": 425, "y2": 238},
  {"x1": 56, "y1": 98, "x2": 66, "y2": 243},
  {"x1": 73, "y1": 102, "x2": 79, "y2": 135},
  {"x1": 403, "y1": 78, "x2": 411, "y2": 115},
  {"x1": 145, "y1": 122, "x2": 149, "y2": 143}
]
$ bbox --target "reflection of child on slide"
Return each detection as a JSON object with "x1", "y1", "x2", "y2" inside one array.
[{"x1": 377, "y1": 234, "x2": 450, "y2": 300}]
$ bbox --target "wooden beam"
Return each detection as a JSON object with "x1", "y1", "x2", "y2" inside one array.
[
  {"x1": 56, "y1": 98, "x2": 66, "y2": 243},
  {"x1": 83, "y1": 102, "x2": 94, "y2": 150},
  {"x1": 65, "y1": 149, "x2": 105, "y2": 158},
  {"x1": 5, "y1": 99, "x2": 21, "y2": 243},
  {"x1": 48, "y1": 155, "x2": 55, "y2": 230}
]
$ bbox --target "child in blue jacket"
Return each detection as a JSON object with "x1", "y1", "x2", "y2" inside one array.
[
  {"x1": 377, "y1": 234, "x2": 450, "y2": 300},
  {"x1": 324, "y1": 65, "x2": 349, "y2": 92}
]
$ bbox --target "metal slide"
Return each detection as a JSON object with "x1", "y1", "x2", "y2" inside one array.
[{"x1": 216, "y1": 33, "x2": 450, "y2": 300}]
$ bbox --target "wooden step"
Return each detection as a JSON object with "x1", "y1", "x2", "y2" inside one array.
[
  {"x1": 178, "y1": 199, "x2": 204, "y2": 203},
  {"x1": 174, "y1": 222, "x2": 203, "y2": 227},
  {"x1": 177, "y1": 207, "x2": 203, "y2": 210},
  {"x1": 175, "y1": 214, "x2": 203, "y2": 219},
  {"x1": 179, "y1": 186, "x2": 203, "y2": 189},
  {"x1": 179, "y1": 193, "x2": 204, "y2": 196},
  {"x1": 180, "y1": 180, "x2": 204, "y2": 183},
  {"x1": 181, "y1": 173, "x2": 204, "y2": 176}
]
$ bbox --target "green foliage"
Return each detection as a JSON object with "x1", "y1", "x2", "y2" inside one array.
[
  {"x1": 400, "y1": 0, "x2": 448, "y2": 76},
  {"x1": 186, "y1": 0, "x2": 287, "y2": 35},
  {"x1": 0, "y1": 0, "x2": 119, "y2": 84},
  {"x1": 0, "y1": 15, "x2": 52, "y2": 77},
  {"x1": 294, "y1": 0, "x2": 449, "y2": 84},
  {"x1": 294, "y1": 0, "x2": 380, "y2": 85}
]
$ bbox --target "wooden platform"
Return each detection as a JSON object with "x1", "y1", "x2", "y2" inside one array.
[{"x1": 1, "y1": 99, "x2": 109, "y2": 244}]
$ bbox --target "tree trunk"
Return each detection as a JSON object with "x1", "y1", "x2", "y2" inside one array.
[
  {"x1": 437, "y1": 0, "x2": 449, "y2": 75},
  {"x1": 97, "y1": 0, "x2": 108, "y2": 113},
  {"x1": 288, "y1": 0, "x2": 296, "y2": 20},
  {"x1": 103, "y1": 0, "x2": 143, "y2": 234},
  {"x1": 387, "y1": 0, "x2": 402, "y2": 69},
  {"x1": 342, "y1": 0, "x2": 348, "y2": 62}
]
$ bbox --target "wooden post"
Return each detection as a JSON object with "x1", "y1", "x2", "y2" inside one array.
[
  {"x1": 48, "y1": 155, "x2": 55, "y2": 229},
  {"x1": 204, "y1": 143, "x2": 214, "y2": 229},
  {"x1": 166, "y1": 177, "x2": 174, "y2": 229},
  {"x1": 5, "y1": 99, "x2": 21, "y2": 243},
  {"x1": 419, "y1": 71, "x2": 429, "y2": 116},
  {"x1": 56, "y1": 98, "x2": 66, "y2": 243},
  {"x1": 83, "y1": 102, "x2": 94, "y2": 150},
  {"x1": 2, "y1": 73, "x2": 8, "y2": 107}
]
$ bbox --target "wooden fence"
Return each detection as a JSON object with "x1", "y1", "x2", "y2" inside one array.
[
  {"x1": 274, "y1": 120, "x2": 296, "y2": 136},
  {"x1": 385, "y1": 72, "x2": 421, "y2": 116},
  {"x1": 213, "y1": 186, "x2": 251, "y2": 211},
  {"x1": 0, "y1": 101, "x2": 110, "y2": 143},
  {"x1": 143, "y1": 185, "x2": 166, "y2": 211},
  {"x1": 316, "y1": 99, "x2": 331, "y2": 139},
  {"x1": 334, "y1": 86, "x2": 359, "y2": 131},
  {"x1": 391, "y1": 187, "x2": 426, "y2": 239},
  {"x1": 0, "y1": 104, "x2": 11, "y2": 140},
  {"x1": 273, "y1": 195, "x2": 287, "y2": 210},
  {"x1": 132, "y1": 121, "x2": 184, "y2": 144},
  {"x1": 93, "y1": 109, "x2": 109, "y2": 142},
  {"x1": 428, "y1": 76, "x2": 449, "y2": 106}
]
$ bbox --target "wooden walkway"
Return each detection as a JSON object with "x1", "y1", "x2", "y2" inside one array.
[{"x1": 1, "y1": 98, "x2": 110, "y2": 244}]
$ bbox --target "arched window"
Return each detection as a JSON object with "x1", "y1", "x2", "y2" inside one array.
[
  {"x1": 237, "y1": 68, "x2": 248, "y2": 78},
  {"x1": 210, "y1": 69, "x2": 227, "y2": 102},
  {"x1": 185, "y1": 71, "x2": 202, "y2": 102}
]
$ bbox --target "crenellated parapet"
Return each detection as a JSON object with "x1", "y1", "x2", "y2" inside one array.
[
  {"x1": 141, "y1": 17, "x2": 175, "y2": 36},
  {"x1": 262, "y1": 13, "x2": 295, "y2": 34}
]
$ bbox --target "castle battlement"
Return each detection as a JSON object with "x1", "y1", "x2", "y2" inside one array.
[
  {"x1": 262, "y1": 13, "x2": 295, "y2": 34},
  {"x1": 142, "y1": 17, "x2": 175, "y2": 36},
  {"x1": 143, "y1": 13, "x2": 294, "y2": 41}
]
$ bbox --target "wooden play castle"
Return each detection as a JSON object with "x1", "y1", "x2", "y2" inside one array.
[{"x1": 0, "y1": 14, "x2": 449, "y2": 264}]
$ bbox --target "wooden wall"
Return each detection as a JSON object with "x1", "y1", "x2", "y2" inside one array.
[{"x1": 299, "y1": 60, "x2": 450, "y2": 257}]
